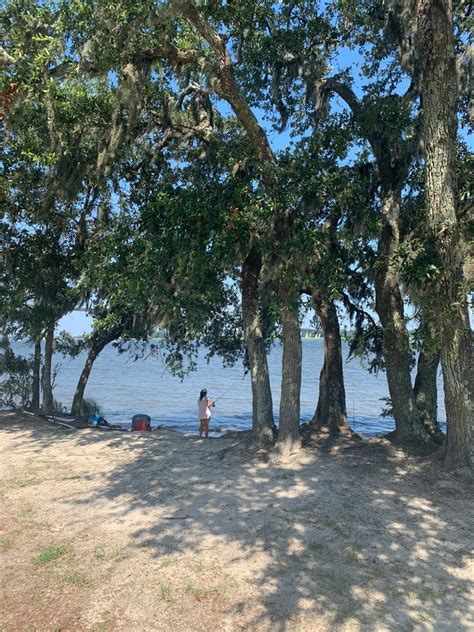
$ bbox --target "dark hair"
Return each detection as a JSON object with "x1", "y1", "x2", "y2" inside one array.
[{"x1": 199, "y1": 389, "x2": 207, "y2": 401}]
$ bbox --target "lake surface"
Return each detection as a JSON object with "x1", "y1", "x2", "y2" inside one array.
[{"x1": 9, "y1": 339, "x2": 446, "y2": 437}]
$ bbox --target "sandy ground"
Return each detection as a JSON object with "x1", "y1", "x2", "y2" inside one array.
[{"x1": 0, "y1": 411, "x2": 473, "y2": 632}]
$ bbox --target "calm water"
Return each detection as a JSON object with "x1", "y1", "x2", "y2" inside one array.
[{"x1": 9, "y1": 339, "x2": 446, "y2": 436}]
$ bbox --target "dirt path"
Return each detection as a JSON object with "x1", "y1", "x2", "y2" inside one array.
[{"x1": 0, "y1": 412, "x2": 472, "y2": 631}]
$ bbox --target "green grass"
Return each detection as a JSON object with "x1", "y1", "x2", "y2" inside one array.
[
  {"x1": 93, "y1": 546, "x2": 106, "y2": 560},
  {"x1": 91, "y1": 610, "x2": 112, "y2": 632},
  {"x1": 34, "y1": 544, "x2": 67, "y2": 566},
  {"x1": 363, "y1": 568, "x2": 385, "y2": 582},
  {"x1": 20, "y1": 479, "x2": 40, "y2": 488},
  {"x1": 26, "y1": 519, "x2": 52, "y2": 530},
  {"x1": 185, "y1": 584, "x2": 204, "y2": 600},
  {"x1": 416, "y1": 586, "x2": 445, "y2": 602},
  {"x1": 343, "y1": 545, "x2": 363, "y2": 566},
  {"x1": 65, "y1": 571, "x2": 94, "y2": 588},
  {"x1": 160, "y1": 583, "x2": 174, "y2": 603},
  {"x1": 324, "y1": 572, "x2": 349, "y2": 596},
  {"x1": 185, "y1": 584, "x2": 223, "y2": 601},
  {"x1": 160, "y1": 558, "x2": 175, "y2": 568},
  {"x1": 308, "y1": 541, "x2": 325, "y2": 555},
  {"x1": 0, "y1": 538, "x2": 12, "y2": 549},
  {"x1": 453, "y1": 583, "x2": 470, "y2": 596},
  {"x1": 1, "y1": 476, "x2": 42, "y2": 490},
  {"x1": 111, "y1": 547, "x2": 129, "y2": 562},
  {"x1": 51, "y1": 427, "x2": 75, "y2": 436}
]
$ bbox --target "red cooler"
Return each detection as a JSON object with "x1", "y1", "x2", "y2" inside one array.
[{"x1": 131, "y1": 414, "x2": 151, "y2": 431}]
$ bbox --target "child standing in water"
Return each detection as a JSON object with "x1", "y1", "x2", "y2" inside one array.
[{"x1": 198, "y1": 389, "x2": 214, "y2": 438}]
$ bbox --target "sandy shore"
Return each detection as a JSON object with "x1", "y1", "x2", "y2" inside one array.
[{"x1": 0, "y1": 411, "x2": 472, "y2": 631}]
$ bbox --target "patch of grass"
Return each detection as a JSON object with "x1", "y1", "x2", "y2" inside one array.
[
  {"x1": 324, "y1": 572, "x2": 348, "y2": 596},
  {"x1": 417, "y1": 586, "x2": 445, "y2": 602},
  {"x1": 185, "y1": 584, "x2": 223, "y2": 602},
  {"x1": 335, "y1": 598, "x2": 360, "y2": 622},
  {"x1": 185, "y1": 584, "x2": 204, "y2": 601},
  {"x1": 193, "y1": 560, "x2": 205, "y2": 573},
  {"x1": 274, "y1": 555, "x2": 302, "y2": 574},
  {"x1": 65, "y1": 571, "x2": 94, "y2": 588},
  {"x1": 160, "y1": 583, "x2": 174, "y2": 603},
  {"x1": 160, "y1": 558, "x2": 175, "y2": 568},
  {"x1": 453, "y1": 583, "x2": 469, "y2": 597},
  {"x1": 0, "y1": 538, "x2": 12, "y2": 549},
  {"x1": 27, "y1": 520, "x2": 53, "y2": 531},
  {"x1": 313, "y1": 516, "x2": 337, "y2": 529},
  {"x1": 94, "y1": 546, "x2": 106, "y2": 560},
  {"x1": 308, "y1": 541, "x2": 325, "y2": 555},
  {"x1": 111, "y1": 547, "x2": 129, "y2": 562},
  {"x1": 19, "y1": 506, "x2": 33, "y2": 518},
  {"x1": 51, "y1": 427, "x2": 75, "y2": 436},
  {"x1": 34, "y1": 544, "x2": 67, "y2": 566},
  {"x1": 415, "y1": 612, "x2": 433, "y2": 623},
  {"x1": 4, "y1": 476, "x2": 42, "y2": 489},
  {"x1": 362, "y1": 567, "x2": 385, "y2": 582},
  {"x1": 344, "y1": 545, "x2": 363, "y2": 566},
  {"x1": 208, "y1": 586, "x2": 226, "y2": 598}
]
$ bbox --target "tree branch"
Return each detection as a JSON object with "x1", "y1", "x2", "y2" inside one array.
[
  {"x1": 170, "y1": 0, "x2": 276, "y2": 166},
  {"x1": 320, "y1": 77, "x2": 383, "y2": 164}
]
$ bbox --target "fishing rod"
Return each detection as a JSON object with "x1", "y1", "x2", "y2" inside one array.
[
  {"x1": 212, "y1": 368, "x2": 247, "y2": 406},
  {"x1": 211, "y1": 393, "x2": 226, "y2": 406}
]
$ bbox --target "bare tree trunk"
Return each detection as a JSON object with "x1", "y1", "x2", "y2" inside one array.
[
  {"x1": 31, "y1": 338, "x2": 41, "y2": 413},
  {"x1": 241, "y1": 247, "x2": 275, "y2": 443},
  {"x1": 312, "y1": 294, "x2": 350, "y2": 434},
  {"x1": 276, "y1": 299, "x2": 302, "y2": 456},
  {"x1": 413, "y1": 0, "x2": 473, "y2": 469},
  {"x1": 71, "y1": 347, "x2": 98, "y2": 417},
  {"x1": 439, "y1": 326, "x2": 473, "y2": 469},
  {"x1": 71, "y1": 327, "x2": 123, "y2": 417},
  {"x1": 41, "y1": 326, "x2": 54, "y2": 415},
  {"x1": 314, "y1": 358, "x2": 328, "y2": 426}
]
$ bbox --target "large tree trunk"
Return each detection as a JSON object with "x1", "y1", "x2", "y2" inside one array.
[
  {"x1": 312, "y1": 294, "x2": 350, "y2": 434},
  {"x1": 31, "y1": 338, "x2": 41, "y2": 413},
  {"x1": 276, "y1": 298, "x2": 302, "y2": 456},
  {"x1": 71, "y1": 326, "x2": 123, "y2": 417},
  {"x1": 314, "y1": 358, "x2": 328, "y2": 427},
  {"x1": 413, "y1": 331, "x2": 444, "y2": 444},
  {"x1": 241, "y1": 246, "x2": 275, "y2": 443},
  {"x1": 416, "y1": 0, "x2": 473, "y2": 469},
  {"x1": 71, "y1": 347, "x2": 99, "y2": 417},
  {"x1": 41, "y1": 325, "x2": 54, "y2": 415},
  {"x1": 374, "y1": 191, "x2": 434, "y2": 445}
]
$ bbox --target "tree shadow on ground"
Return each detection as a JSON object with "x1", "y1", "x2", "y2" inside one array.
[{"x1": 2, "y1": 413, "x2": 473, "y2": 631}]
